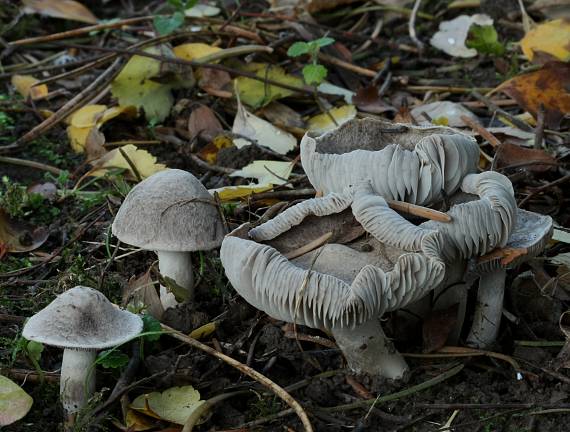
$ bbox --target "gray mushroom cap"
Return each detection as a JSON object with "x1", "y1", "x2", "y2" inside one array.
[
  {"x1": 23, "y1": 286, "x2": 143, "y2": 350},
  {"x1": 112, "y1": 169, "x2": 226, "y2": 251},
  {"x1": 301, "y1": 118, "x2": 480, "y2": 206}
]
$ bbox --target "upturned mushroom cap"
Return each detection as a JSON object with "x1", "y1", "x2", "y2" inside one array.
[
  {"x1": 301, "y1": 118, "x2": 480, "y2": 206},
  {"x1": 23, "y1": 286, "x2": 143, "y2": 350},
  {"x1": 222, "y1": 193, "x2": 445, "y2": 330},
  {"x1": 112, "y1": 169, "x2": 226, "y2": 251}
]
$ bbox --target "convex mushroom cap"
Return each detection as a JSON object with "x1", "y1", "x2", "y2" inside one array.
[
  {"x1": 112, "y1": 169, "x2": 225, "y2": 252},
  {"x1": 301, "y1": 118, "x2": 480, "y2": 206},
  {"x1": 23, "y1": 286, "x2": 143, "y2": 349}
]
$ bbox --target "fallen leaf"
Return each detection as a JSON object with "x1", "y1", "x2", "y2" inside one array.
[
  {"x1": 188, "y1": 105, "x2": 223, "y2": 142},
  {"x1": 11, "y1": 75, "x2": 48, "y2": 100},
  {"x1": 173, "y1": 43, "x2": 221, "y2": 61},
  {"x1": 422, "y1": 304, "x2": 459, "y2": 353},
  {"x1": 111, "y1": 47, "x2": 185, "y2": 122},
  {"x1": 22, "y1": 0, "x2": 98, "y2": 23},
  {"x1": 496, "y1": 62, "x2": 570, "y2": 129},
  {"x1": 131, "y1": 386, "x2": 205, "y2": 425},
  {"x1": 234, "y1": 63, "x2": 303, "y2": 108},
  {"x1": 353, "y1": 86, "x2": 395, "y2": 114},
  {"x1": 307, "y1": 105, "x2": 357, "y2": 135},
  {"x1": 0, "y1": 375, "x2": 33, "y2": 426},
  {"x1": 494, "y1": 142, "x2": 557, "y2": 172},
  {"x1": 124, "y1": 409, "x2": 156, "y2": 431},
  {"x1": 88, "y1": 144, "x2": 167, "y2": 180},
  {"x1": 233, "y1": 99, "x2": 297, "y2": 154},
  {"x1": 318, "y1": 82, "x2": 355, "y2": 104},
  {"x1": 184, "y1": 3, "x2": 221, "y2": 17},
  {"x1": 0, "y1": 209, "x2": 48, "y2": 255},
  {"x1": 520, "y1": 19, "x2": 570, "y2": 63},
  {"x1": 411, "y1": 101, "x2": 479, "y2": 127},
  {"x1": 258, "y1": 101, "x2": 306, "y2": 130},
  {"x1": 189, "y1": 321, "x2": 217, "y2": 339},
  {"x1": 209, "y1": 185, "x2": 273, "y2": 201},
  {"x1": 197, "y1": 68, "x2": 232, "y2": 97},
  {"x1": 230, "y1": 160, "x2": 294, "y2": 185},
  {"x1": 553, "y1": 228, "x2": 570, "y2": 244},
  {"x1": 123, "y1": 271, "x2": 164, "y2": 320},
  {"x1": 430, "y1": 14, "x2": 494, "y2": 58},
  {"x1": 68, "y1": 104, "x2": 106, "y2": 128},
  {"x1": 197, "y1": 136, "x2": 234, "y2": 164}
]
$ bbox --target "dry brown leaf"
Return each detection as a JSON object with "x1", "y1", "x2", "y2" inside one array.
[
  {"x1": 22, "y1": 0, "x2": 98, "y2": 23},
  {"x1": 188, "y1": 105, "x2": 223, "y2": 142},
  {"x1": 197, "y1": 136, "x2": 233, "y2": 164},
  {"x1": 0, "y1": 209, "x2": 48, "y2": 256},
  {"x1": 123, "y1": 271, "x2": 164, "y2": 320},
  {"x1": 496, "y1": 62, "x2": 570, "y2": 129},
  {"x1": 422, "y1": 304, "x2": 459, "y2": 353},
  {"x1": 259, "y1": 101, "x2": 306, "y2": 130},
  {"x1": 494, "y1": 143, "x2": 557, "y2": 172},
  {"x1": 353, "y1": 86, "x2": 396, "y2": 114}
]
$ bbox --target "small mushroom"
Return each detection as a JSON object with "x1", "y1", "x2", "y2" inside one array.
[
  {"x1": 22, "y1": 286, "x2": 143, "y2": 429},
  {"x1": 112, "y1": 169, "x2": 226, "y2": 308},
  {"x1": 222, "y1": 184, "x2": 446, "y2": 379},
  {"x1": 466, "y1": 209, "x2": 553, "y2": 348},
  {"x1": 301, "y1": 118, "x2": 480, "y2": 206}
]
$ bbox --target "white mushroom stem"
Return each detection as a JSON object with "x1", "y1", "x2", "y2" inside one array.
[
  {"x1": 157, "y1": 250, "x2": 194, "y2": 306},
  {"x1": 60, "y1": 349, "x2": 97, "y2": 428},
  {"x1": 331, "y1": 319, "x2": 409, "y2": 380},
  {"x1": 466, "y1": 269, "x2": 507, "y2": 348}
]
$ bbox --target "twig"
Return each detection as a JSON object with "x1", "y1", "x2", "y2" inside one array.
[
  {"x1": 386, "y1": 199, "x2": 451, "y2": 222},
  {"x1": 190, "y1": 154, "x2": 236, "y2": 174},
  {"x1": 518, "y1": 174, "x2": 570, "y2": 207},
  {"x1": 118, "y1": 147, "x2": 143, "y2": 182},
  {"x1": 318, "y1": 52, "x2": 376, "y2": 77},
  {"x1": 320, "y1": 364, "x2": 464, "y2": 412},
  {"x1": 460, "y1": 115, "x2": 502, "y2": 148},
  {"x1": 471, "y1": 91, "x2": 533, "y2": 132},
  {"x1": 0, "y1": 156, "x2": 64, "y2": 175},
  {"x1": 534, "y1": 103, "x2": 545, "y2": 149},
  {"x1": 285, "y1": 232, "x2": 333, "y2": 260},
  {"x1": 408, "y1": 0, "x2": 424, "y2": 52},
  {"x1": 161, "y1": 324, "x2": 314, "y2": 432}
]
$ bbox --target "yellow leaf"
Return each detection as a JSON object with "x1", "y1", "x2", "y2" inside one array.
[
  {"x1": 67, "y1": 125, "x2": 92, "y2": 153},
  {"x1": 197, "y1": 135, "x2": 233, "y2": 164},
  {"x1": 229, "y1": 160, "x2": 294, "y2": 185},
  {"x1": 0, "y1": 375, "x2": 34, "y2": 426},
  {"x1": 111, "y1": 47, "x2": 174, "y2": 122},
  {"x1": 11, "y1": 75, "x2": 48, "y2": 100},
  {"x1": 69, "y1": 104, "x2": 106, "y2": 128},
  {"x1": 520, "y1": 19, "x2": 570, "y2": 62},
  {"x1": 99, "y1": 105, "x2": 137, "y2": 124},
  {"x1": 307, "y1": 105, "x2": 357, "y2": 135},
  {"x1": 22, "y1": 0, "x2": 98, "y2": 24},
  {"x1": 131, "y1": 386, "x2": 204, "y2": 425},
  {"x1": 88, "y1": 144, "x2": 167, "y2": 179},
  {"x1": 125, "y1": 409, "x2": 156, "y2": 431},
  {"x1": 234, "y1": 63, "x2": 303, "y2": 108},
  {"x1": 173, "y1": 43, "x2": 221, "y2": 61},
  {"x1": 211, "y1": 184, "x2": 273, "y2": 201},
  {"x1": 189, "y1": 321, "x2": 217, "y2": 340}
]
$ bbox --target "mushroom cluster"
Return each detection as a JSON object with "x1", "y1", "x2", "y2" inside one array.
[{"x1": 220, "y1": 118, "x2": 553, "y2": 378}]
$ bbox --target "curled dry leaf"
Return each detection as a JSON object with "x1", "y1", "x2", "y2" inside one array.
[
  {"x1": 259, "y1": 101, "x2": 306, "y2": 130},
  {"x1": 11, "y1": 75, "x2": 48, "y2": 100},
  {"x1": 0, "y1": 375, "x2": 33, "y2": 426},
  {"x1": 188, "y1": 105, "x2": 223, "y2": 142},
  {"x1": 520, "y1": 19, "x2": 570, "y2": 63},
  {"x1": 123, "y1": 270, "x2": 164, "y2": 320},
  {"x1": 353, "y1": 86, "x2": 395, "y2": 114},
  {"x1": 496, "y1": 62, "x2": 570, "y2": 129},
  {"x1": 0, "y1": 209, "x2": 48, "y2": 256},
  {"x1": 422, "y1": 303, "x2": 459, "y2": 353},
  {"x1": 131, "y1": 386, "x2": 205, "y2": 425},
  {"x1": 494, "y1": 142, "x2": 557, "y2": 172},
  {"x1": 430, "y1": 14, "x2": 494, "y2": 58},
  {"x1": 22, "y1": 0, "x2": 98, "y2": 24}
]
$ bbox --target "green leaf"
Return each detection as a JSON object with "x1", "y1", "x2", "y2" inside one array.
[
  {"x1": 287, "y1": 41, "x2": 310, "y2": 57},
  {"x1": 142, "y1": 314, "x2": 162, "y2": 342},
  {"x1": 25, "y1": 341, "x2": 43, "y2": 364},
  {"x1": 96, "y1": 349, "x2": 130, "y2": 369},
  {"x1": 167, "y1": 0, "x2": 185, "y2": 9},
  {"x1": 153, "y1": 11, "x2": 185, "y2": 36},
  {"x1": 314, "y1": 37, "x2": 335, "y2": 48},
  {"x1": 466, "y1": 24, "x2": 504, "y2": 56},
  {"x1": 302, "y1": 64, "x2": 328, "y2": 85}
]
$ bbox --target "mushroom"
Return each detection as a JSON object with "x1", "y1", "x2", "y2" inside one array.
[
  {"x1": 22, "y1": 286, "x2": 143, "y2": 428},
  {"x1": 466, "y1": 208, "x2": 553, "y2": 348},
  {"x1": 222, "y1": 182, "x2": 446, "y2": 379},
  {"x1": 300, "y1": 118, "x2": 480, "y2": 206},
  {"x1": 112, "y1": 169, "x2": 226, "y2": 308}
]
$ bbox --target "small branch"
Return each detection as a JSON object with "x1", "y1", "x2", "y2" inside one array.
[
  {"x1": 0, "y1": 156, "x2": 63, "y2": 175},
  {"x1": 460, "y1": 115, "x2": 502, "y2": 148},
  {"x1": 408, "y1": 0, "x2": 424, "y2": 52}
]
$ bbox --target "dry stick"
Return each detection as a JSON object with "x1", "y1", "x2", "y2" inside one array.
[
  {"x1": 9, "y1": 16, "x2": 153, "y2": 46},
  {"x1": 518, "y1": 173, "x2": 570, "y2": 208},
  {"x1": 471, "y1": 91, "x2": 533, "y2": 132},
  {"x1": 408, "y1": 0, "x2": 424, "y2": 52},
  {"x1": 285, "y1": 232, "x2": 333, "y2": 260},
  {"x1": 189, "y1": 154, "x2": 236, "y2": 175},
  {"x1": 0, "y1": 57, "x2": 124, "y2": 152},
  {"x1": 318, "y1": 52, "x2": 376, "y2": 77},
  {"x1": 0, "y1": 156, "x2": 63, "y2": 175},
  {"x1": 460, "y1": 115, "x2": 502, "y2": 148},
  {"x1": 161, "y1": 324, "x2": 314, "y2": 432},
  {"x1": 386, "y1": 199, "x2": 451, "y2": 222}
]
